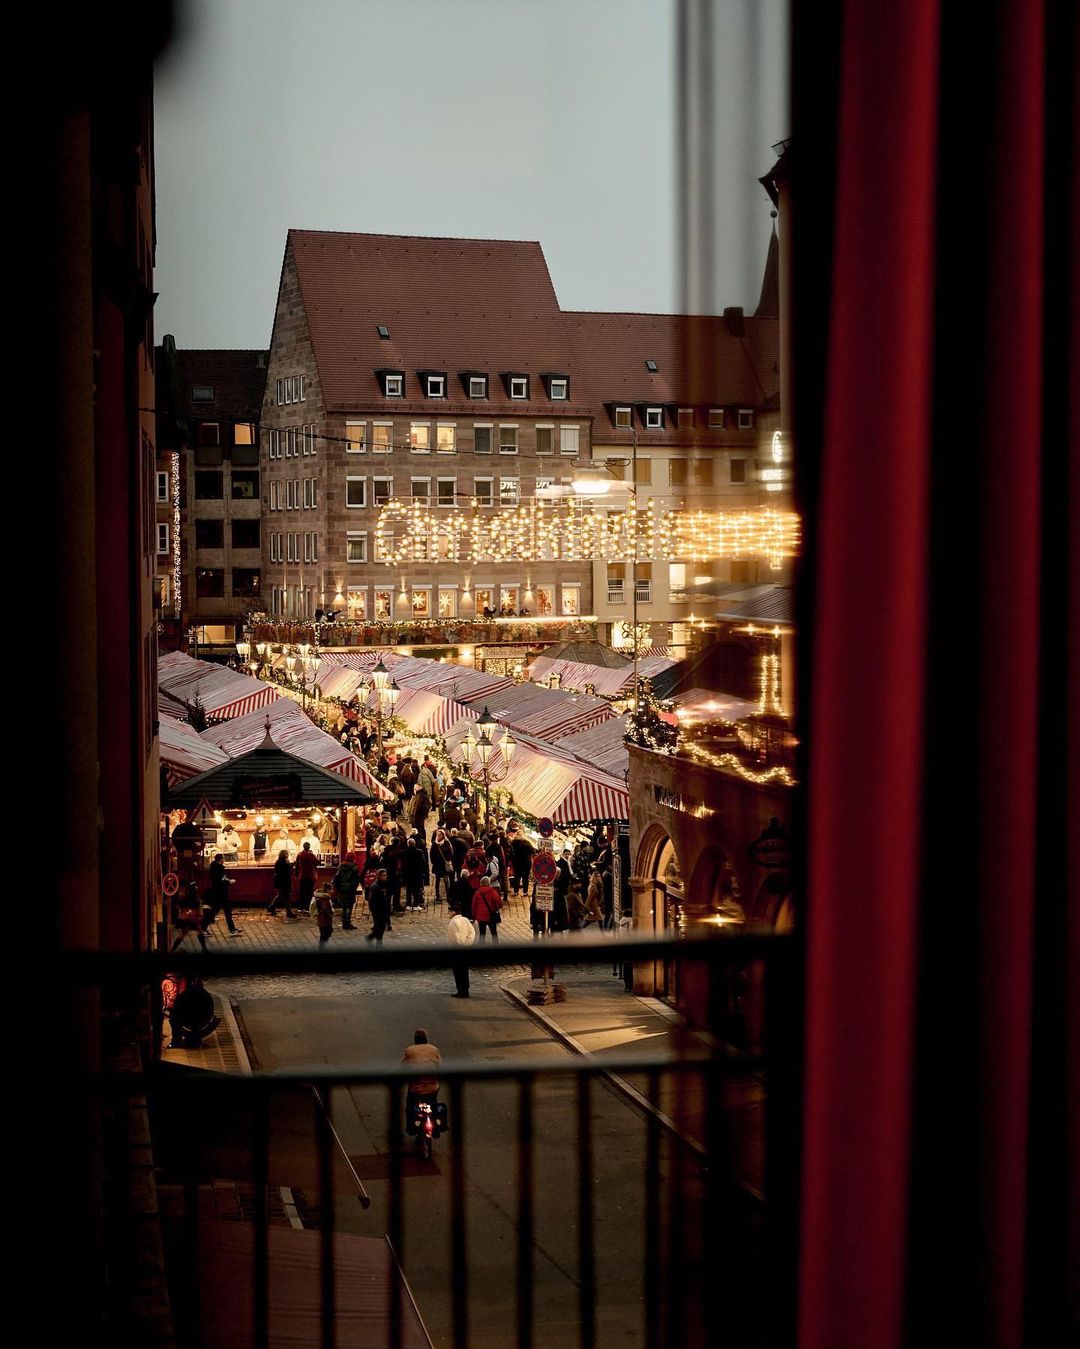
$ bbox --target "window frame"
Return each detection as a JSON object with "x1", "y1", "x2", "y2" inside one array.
[
  {"x1": 473, "y1": 423, "x2": 493, "y2": 454},
  {"x1": 384, "y1": 373, "x2": 404, "y2": 398},
  {"x1": 425, "y1": 374, "x2": 446, "y2": 399},
  {"x1": 509, "y1": 376, "x2": 529, "y2": 400},
  {"x1": 737, "y1": 407, "x2": 754, "y2": 429},
  {"x1": 346, "y1": 531, "x2": 368, "y2": 564},
  {"x1": 644, "y1": 406, "x2": 664, "y2": 429},
  {"x1": 498, "y1": 424, "x2": 519, "y2": 455},
  {"x1": 156, "y1": 522, "x2": 169, "y2": 556},
  {"x1": 436, "y1": 476, "x2": 457, "y2": 507},
  {"x1": 372, "y1": 476, "x2": 394, "y2": 507},
  {"x1": 436, "y1": 423, "x2": 457, "y2": 455},
  {"x1": 473, "y1": 476, "x2": 494, "y2": 507},
  {"x1": 708, "y1": 408, "x2": 726, "y2": 428},
  {"x1": 409, "y1": 422, "x2": 431, "y2": 453},
  {"x1": 345, "y1": 475, "x2": 367, "y2": 509},
  {"x1": 560, "y1": 425, "x2": 580, "y2": 457},
  {"x1": 468, "y1": 376, "x2": 487, "y2": 399},
  {"x1": 549, "y1": 378, "x2": 569, "y2": 400},
  {"x1": 499, "y1": 476, "x2": 520, "y2": 507}
]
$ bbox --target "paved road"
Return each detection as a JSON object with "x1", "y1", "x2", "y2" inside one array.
[{"x1": 220, "y1": 908, "x2": 705, "y2": 1347}]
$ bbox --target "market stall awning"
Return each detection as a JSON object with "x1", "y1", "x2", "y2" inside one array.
[
  {"x1": 445, "y1": 723, "x2": 629, "y2": 824},
  {"x1": 552, "y1": 716, "x2": 630, "y2": 779},
  {"x1": 527, "y1": 653, "x2": 676, "y2": 696},
  {"x1": 169, "y1": 724, "x2": 376, "y2": 807},
  {"x1": 159, "y1": 717, "x2": 230, "y2": 787},
  {"x1": 159, "y1": 651, "x2": 277, "y2": 720},
  {"x1": 200, "y1": 703, "x2": 395, "y2": 801}
]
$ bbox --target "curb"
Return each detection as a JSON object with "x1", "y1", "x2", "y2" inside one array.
[{"x1": 502, "y1": 982, "x2": 707, "y2": 1165}]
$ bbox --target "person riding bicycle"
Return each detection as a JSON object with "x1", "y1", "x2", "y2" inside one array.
[{"x1": 401, "y1": 1028, "x2": 441, "y2": 1135}]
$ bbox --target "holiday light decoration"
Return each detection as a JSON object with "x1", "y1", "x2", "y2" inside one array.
[
  {"x1": 758, "y1": 652, "x2": 783, "y2": 715},
  {"x1": 171, "y1": 452, "x2": 182, "y2": 619},
  {"x1": 681, "y1": 741, "x2": 797, "y2": 786},
  {"x1": 374, "y1": 498, "x2": 800, "y2": 569}
]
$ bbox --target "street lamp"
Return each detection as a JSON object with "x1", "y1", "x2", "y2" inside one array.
[{"x1": 459, "y1": 709, "x2": 514, "y2": 825}]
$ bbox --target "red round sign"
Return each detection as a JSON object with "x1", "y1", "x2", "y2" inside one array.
[
  {"x1": 532, "y1": 852, "x2": 557, "y2": 884},
  {"x1": 161, "y1": 872, "x2": 180, "y2": 897},
  {"x1": 537, "y1": 817, "x2": 554, "y2": 838}
]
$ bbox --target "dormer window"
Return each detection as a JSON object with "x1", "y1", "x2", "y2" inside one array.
[
  {"x1": 510, "y1": 376, "x2": 529, "y2": 400},
  {"x1": 425, "y1": 374, "x2": 446, "y2": 398},
  {"x1": 468, "y1": 375, "x2": 488, "y2": 399},
  {"x1": 379, "y1": 370, "x2": 404, "y2": 397},
  {"x1": 708, "y1": 408, "x2": 725, "y2": 428},
  {"x1": 614, "y1": 406, "x2": 633, "y2": 429},
  {"x1": 645, "y1": 406, "x2": 664, "y2": 429},
  {"x1": 737, "y1": 407, "x2": 754, "y2": 429},
  {"x1": 678, "y1": 408, "x2": 694, "y2": 428},
  {"x1": 192, "y1": 384, "x2": 214, "y2": 402},
  {"x1": 541, "y1": 373, "x2": 569, "y2": 401}
]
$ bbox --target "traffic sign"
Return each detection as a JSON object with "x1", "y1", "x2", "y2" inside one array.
[
  {"x1": 537, "y1": 817, "x2": 554, "y2": 838},
  {"x1": 190, "y1": 799, "x2": 215, "y2": 827},
  {"x1": 535, "y1": 883, "x2": 554, "y2": 913},
  {"x1": 532, "y1": 851, "x2": 557, "y2": 884},
  {"x1": 161, "y1": 872, "x2": 179, "y2": 898}
]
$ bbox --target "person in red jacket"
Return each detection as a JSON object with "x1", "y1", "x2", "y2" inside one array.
[
  {"x1": 295, "y1": 840, "x2": 319, "y2": 915},
  {"x1": 472, "y1": 874, "x2": 503, "y2": 942}
]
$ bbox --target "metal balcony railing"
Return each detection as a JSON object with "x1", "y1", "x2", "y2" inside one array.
[{"x1": 79, "y1": 935, "x2": 798, "y2": 1348}]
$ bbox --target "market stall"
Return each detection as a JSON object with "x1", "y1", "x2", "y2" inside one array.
[
  {"x1": 164, "y1": 722, "x2": 378, "y2": 906},
  {"x1": 159, "y1": 650, "x2": 278, "y2": 721}
]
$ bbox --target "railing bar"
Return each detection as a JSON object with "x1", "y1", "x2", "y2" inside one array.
[
  {"x1": 388, "y1": 1082, "x2": 404, "y2": 1349},
  {"x1": 668, "y1": 1099, "x2": 686, "y2": 1349},
  {"x1": 644, "y1": 1068, "x2": 661, "y2": 1349},
  {"x1": 449, "y1": 1079, "x2": 468, "y2": 1349},
  {"x1": 765, "y1": 942, "x2": 801, "y2": 1346},
  {"x1": 182, "y1": 1107, "x2": 200, "y2": 1343},
  {"x1": 516, "y1": 1075, "x2": 534, "y2": 1349},
  {"x1": 252, "y1": 1086, "x2": 270, "y2": 1349},
  {"x1": 577, "y1": 1075, "x2": 596, "y2": 1349},
  {"x1": 317, "y1": 1087, "x2": 335, "y2": 1348}
]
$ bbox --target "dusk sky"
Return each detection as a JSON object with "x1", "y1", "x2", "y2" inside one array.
[{"x1": 155, "y1": 0, "x2": 788, "y2": 348}]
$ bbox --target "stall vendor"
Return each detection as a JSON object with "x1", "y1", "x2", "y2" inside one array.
[
  {"x1": 301, "y1": 824, "x2": 322, "y2": 857},
  {"x1": 219, "y1": 824, "x2": 242, "y2": 859},
  {"x1": 269, "y1": 828, "x2": 296, "y2": 861}
]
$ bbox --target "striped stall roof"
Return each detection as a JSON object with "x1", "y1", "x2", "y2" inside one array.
[
  {"x1": 553, "y1": 716, "x2": 631, "y2": 779},
  {"x1": 198, "y1": 699, "x2": 395, "y2": 801},
  {"x1": 159, "y1": 717, "x2": 229, "y2": 787},
  {"x1": 158, "y1": 651, "x2": 277, "y2": 720},
  {"x1": 527, "y1": 653, "x2": 676, "y2": 696},
  {"x1": 674, "y1": 689, "x2": 760, "y2": 721}
]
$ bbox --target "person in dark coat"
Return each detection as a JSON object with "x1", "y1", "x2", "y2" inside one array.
[
  {"x1": 511, "y1": 835, "x2": 536, "y2": 896},
  {"x1": 205, "y1": 852, "x2": 240, "y2": 935},
  {"x1": 450, "y1": 829, "x2": 469, "y2": 877},
  {"x1": 441, "y1": 795, "x2": 462, "y2": 831},
  {"x1": 449, "y1": 873, "x2": 474, "y2": 920},
  {"x1": 332, "y1": 853, "x2": 362, "y2": 930},
  {"x1": 268, "y1": 850, "x2": 295, "y2": 918},
  {"x1": 430, "y1": 829, "x2": 454, "y2": 904},
  {"x1": 411, "y1": 786, "x2": 431, "y2": 835},
  {"x1": 295, "y1": 841, "x2": 319, "y2": 915},
  {"x1": 382, "y1": 835, "x2": 404, "y2": 913},
  {"x1": 365, "y1": 868, "x2": 391, "y2": 944},
  {"x1": 401, "y1": 837, "x2": 427, "y2": 911},
  {"x1": 552, "y1": 850, "x2": 572, "y2": 933}
]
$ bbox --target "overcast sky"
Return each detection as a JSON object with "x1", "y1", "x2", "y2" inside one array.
[{"x1": 154, "y1": 0, "x2": 787, "y2": 348}]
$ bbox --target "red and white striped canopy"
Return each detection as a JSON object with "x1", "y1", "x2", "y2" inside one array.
[
  {"x1": 158, "y1": 651, "x2": 277, "y2": 720},
  {"x1": 159, "y1": 717, "x2": 229, "y2": 787}
]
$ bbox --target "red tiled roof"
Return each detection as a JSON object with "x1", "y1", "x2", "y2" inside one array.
[
  {"x1": 288, "y1": 230, "x2": 590, "y2": 414},
  {"x1": 565, "y1": 310, "x2": 779, "y2": 440},
  {"x1": 177, "y1": 349, "x2": 268, "y2": 420}
]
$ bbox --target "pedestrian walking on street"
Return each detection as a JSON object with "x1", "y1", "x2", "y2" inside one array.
[
  {"x1": 402, "y1": 836, "x2": 427, "y2": 911},
  {"x1": 447, "y1": 902, "x2": 476, "y2": 997},
  {"x1": 586, "y1": 869, "x2": 605, "y2": 926},
  {"x1": 314, "y1": 884, "x2": 335, "y2": 945},
  {"x1": 511, "y1": 834, "x2": 535, "y2": 896},
  {"x1": 170, "y1": 883, "x2": 208, "y2": 953},
  {"x1": 473, "y1": 875, "x2": 503, "y2": 942},
  {"x1": 268, "y1": 850, "x2": 295, "y2": 919},
  {"x1": 430, "y1": 829, "x2": 454, "y2": 904},
  {"x1": 365, "y1": 868, "x2": 391, "y2": 944},
  {"x1": 205, "y1": 852, "x2": 240, "y2": 935},
  {"x1": 332, "y1": 853, "x2": 361, "y2": 930},
  {"x1": 295, "y1": 841, "x2": 319, "y2": 915}
]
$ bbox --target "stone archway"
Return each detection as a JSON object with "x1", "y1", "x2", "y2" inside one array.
[
  {"x1": 688, "y1": 844, "x2": 745, "y2": 927},
  {"x1": 631, "y1": 825, "x2": 684, "y2": 998}
]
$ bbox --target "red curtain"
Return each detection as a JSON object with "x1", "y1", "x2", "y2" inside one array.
[{"x1": 794, "y1": 1, "x2": 1075, "y2": 1345}]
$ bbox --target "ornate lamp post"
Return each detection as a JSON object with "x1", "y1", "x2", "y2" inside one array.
[
  {"x1": 460, "y1": 706, "x2": 515, "y2": 825},
  {"x1": 370, "y1": 659, "x2": 399, "y2": 753}
]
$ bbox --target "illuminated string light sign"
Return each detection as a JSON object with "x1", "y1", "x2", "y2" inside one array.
[{"x1": 374, "y1": 498, "x2": 800, "y2": 569}]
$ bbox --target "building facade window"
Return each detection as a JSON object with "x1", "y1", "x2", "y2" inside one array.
[
  {"x1": 410, "y1": 422, "x2": 431, "y2": 453},
  {"x1": 425, "y1": 374, "x2": 445, "y2": 398},
  {"x1": 346, "y1": 532, "x2": 368, "y2": 563},
  {"x1": 192, "y1": 384, "x2": 214, "y2": 402},
  {"x1": 410, "y1": 587, "x2": 431, "y2": 617},
  {"x1": 234, "y1": 422, "x2": 255, "y2": 446},
  {"x1": 536, "y1": 585, "x2": 554, "y2": 616},
  {"x1": 614, "y1": 406, "x2": 633, "y2": 429},
  {"x1": 560, "y1": 426, "x2": 580, "y2": 456},
  {"x1": 645, "y1": 406, "x2": 664, "y2": 429},
  {"x1": 411, "y1": 477, "x2": 431, "y2": 505},
  {"x1": 499, "y1": 477, "x2": 519, "y2": 506},
  {"x1": 438, "y1": 586, "x2": 457, "y2": 617},
  {"x1": 233, "y1": 470, "x2": 259, "y2": 499},
  {"x1": 737, "y1": 408, "x2": 754, "y2": 429},
  {"x1": 678, "y1": 408, "x2": 694, "y2": 428},
  {"x1": 561, "y1": 584, "x2": 581, "y2": 616},
  {"x1": 536, "y1": 426, "x2": 554, "y2": 455},
  {"x1": 436, "y1": 424, "x2": 456, "y2": 454},
  {"x1": 709, "y1": 408, "x2": 725, "y2": 428},
  {"x1": 499, "y1": 425, "x2": 518, "y2": 454},
  {"x1": 692, "y1": 459, "x2": 713, "y2": 486},
  {"x1": 156, "y1": 470, "x2": 169, "y2": 502},
  {"x1": 194, "y1": 471, "x2": 223, "y2": 499},
  {"x1": 372, "y1": 423, "x2": 392, "y2": 453},
  {"x1": 634, "y1": 457, "x2": 653, "y2": 485},
  {"x1": 669, "y1": 458, "x2": 688, "y2": 486},
  {"x1": 232, "y1": 519, "x2": 260, "y2": 549},
  {"x1": 346, "y1": 421, "x2": 366, "y2": 453},
  {"x1": 195, "y1": 568, "x2": 225, "y2": 598},
  {"x1": 384, "y1": 373, "x2": 403, "y2": 397},
  {"x1": 474, "y1": 477, "x2": 494, "y2": 507},
  {"x1": 346, "y1": 476, "x2": 367, "y2": 508},
  {"x1": 437, "y1": 477, "x2": 457, "y2": 506},
  {"x1": 669, "y1": 562, "x2": 687, "y2": 600},
  {"x1": 473, "y1": 425, "x2": 493, "y2": 454},
  {"x1": 195, "y1": 519, "x2": 224, "y2": 550},
  {"x1": 373, "y1": 476, "x2": 393, "y2": 506},
  {"x1": 347, "y1": 586, "x2": 367, "y2": 619},
  {"x1": 549, "y1": 378, "x2": 568, "y2": 400},
  {"x1": 156, "y1": 522, "x2": 169, "y2": 555},
  {"x1": 730, "y1": 459, "x2": 747, "y2": 484},
  {"x1": 233, "y1": 568, "x2": 261, "y2": 598},
  {"x1": 468, "y1": 376, "x2": 487, "y2": 398},
  {"x1": 509, "y1": 376, "x2": 528, "y2": 400},
  {"x1": 374, "y1": 588, "x2": 394, "y2": 620}
]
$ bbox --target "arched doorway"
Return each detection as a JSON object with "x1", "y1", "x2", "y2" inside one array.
[{"x1": 633, "y1": 826, "x2": 685, "y2": 1001}]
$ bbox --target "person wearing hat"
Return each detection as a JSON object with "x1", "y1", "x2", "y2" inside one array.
[{"x1": 332, "y1": 853, "x2": 362, "y2": 930}]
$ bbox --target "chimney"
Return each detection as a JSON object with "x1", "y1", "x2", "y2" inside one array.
[{"x1": 723, "y1": 307, "x2": 745, "y2": 336}]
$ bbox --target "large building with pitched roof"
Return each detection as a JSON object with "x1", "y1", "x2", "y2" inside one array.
[{"x1": 259, "y1": 228, "x2": 781, "y2": 642}]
